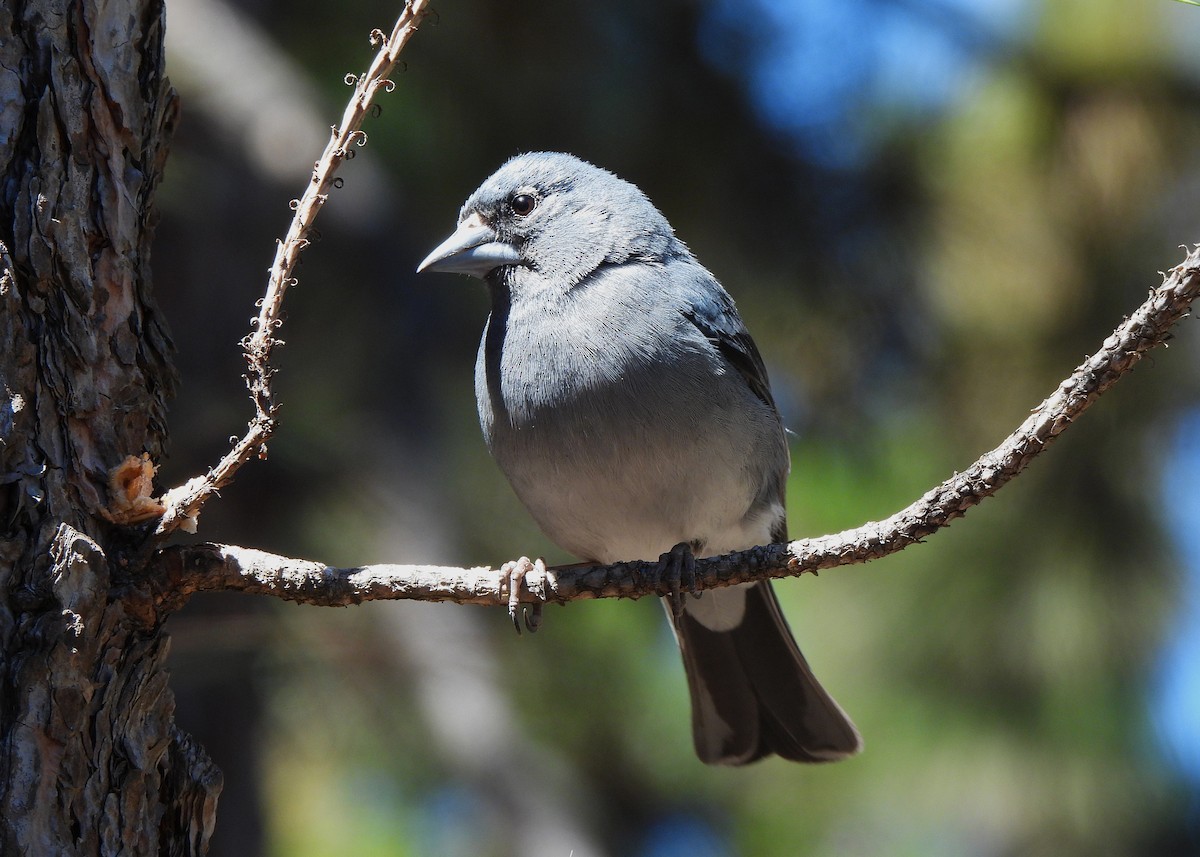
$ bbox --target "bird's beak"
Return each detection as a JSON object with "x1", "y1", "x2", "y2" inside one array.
[{"x1": 416, "y1": 212, "x2": 521, "y2": 278}]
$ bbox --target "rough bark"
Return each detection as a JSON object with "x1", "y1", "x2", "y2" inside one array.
[
  {"x1": 0, "y1": 0, "x2": 1193, "y2": 851},
  {"x1": 0, "y1": 1, "x2": 218, "y2": 854}
]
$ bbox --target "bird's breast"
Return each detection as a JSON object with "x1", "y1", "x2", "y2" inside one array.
[{"x1": 473, "y1": 304, "x2": 784, "y2": 564}]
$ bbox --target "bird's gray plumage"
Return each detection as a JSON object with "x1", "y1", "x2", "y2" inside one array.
[{"x1": 419, "y1": 152, "x2": 861, "y2": 765}]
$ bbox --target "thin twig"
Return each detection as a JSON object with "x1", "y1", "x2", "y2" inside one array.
[
  {"x1": 152, "y1": 245, "x2": 1200, "y2": 609},
  {"x1": 154, "y1": 0, "x2": 432, "y2": 537}
]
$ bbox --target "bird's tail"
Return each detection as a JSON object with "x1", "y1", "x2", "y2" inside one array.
[{"x1": 668, "y1": 580, "x2": 862, "y2": 765}]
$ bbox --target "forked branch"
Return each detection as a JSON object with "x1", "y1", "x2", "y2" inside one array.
[
  {"x1": 153, "y1": 244, "x2": 1200, "y2": 610},
  {"x1": 153, "y1": 0, "x2": 432, "y2": 538}
]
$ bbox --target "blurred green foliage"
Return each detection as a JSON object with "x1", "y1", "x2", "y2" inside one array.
[{"x1": 155, "y1": 1, "x2": 1200, "y2": 855}]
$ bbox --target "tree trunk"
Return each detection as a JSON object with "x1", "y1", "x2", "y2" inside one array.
[{"x1": 0, "y1": 1, "x2": 220, "y2": 853}]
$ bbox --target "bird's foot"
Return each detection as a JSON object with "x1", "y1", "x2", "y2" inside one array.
[
  {"x1": 501, "y1": 555, "x2": 546, "y2": 635},
  {"x1": 657, "y1": 542, "x2": 698, "y2": 622}
]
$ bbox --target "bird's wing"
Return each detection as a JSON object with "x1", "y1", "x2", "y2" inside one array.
[
  {"x1": 676, "y1": 268, "x2": 789, "y2": 536},
  {"x1": 680, "y1": 278, "x2": 778, "y2": 414}
]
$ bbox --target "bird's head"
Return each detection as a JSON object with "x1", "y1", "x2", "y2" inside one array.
[{"x1": 417, "y1": 152, "x2": 676, "y2": 291}]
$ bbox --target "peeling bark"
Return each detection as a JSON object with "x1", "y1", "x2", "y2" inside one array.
[{"x1": 0, "y1": 1, "x2": 217, "y2": 854}]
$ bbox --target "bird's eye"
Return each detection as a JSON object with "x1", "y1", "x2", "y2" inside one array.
[{"x1": 510, "y1": 193, "x2": 537, "y2": 217}]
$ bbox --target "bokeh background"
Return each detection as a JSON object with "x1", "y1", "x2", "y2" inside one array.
[{"x1": 151, "y1": 0, "x2": 1200, "y2": 854}]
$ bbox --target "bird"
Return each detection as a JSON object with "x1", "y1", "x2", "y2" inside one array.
[{"x1": 417, "y1": 152, "x2": 861, "y2": 765}]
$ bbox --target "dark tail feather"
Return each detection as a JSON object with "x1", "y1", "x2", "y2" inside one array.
[{"x1": 670, "y1": 581, "x2": 862, "y2": 765}]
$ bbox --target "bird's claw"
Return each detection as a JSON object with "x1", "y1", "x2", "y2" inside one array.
[
  {"x1": 501, "y1": 556, "x2": 546, "y2": 634},
  {"x1": 658, "y1": 542, "x2": 698, "y2": 622}
]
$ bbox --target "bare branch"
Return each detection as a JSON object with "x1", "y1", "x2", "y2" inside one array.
[
  {"x1": 152, "y1": 244, "x2": 1200, "y2": 611},
  {"x1": 154, "y1": 0, "x2": 433, "y2": 538}
]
